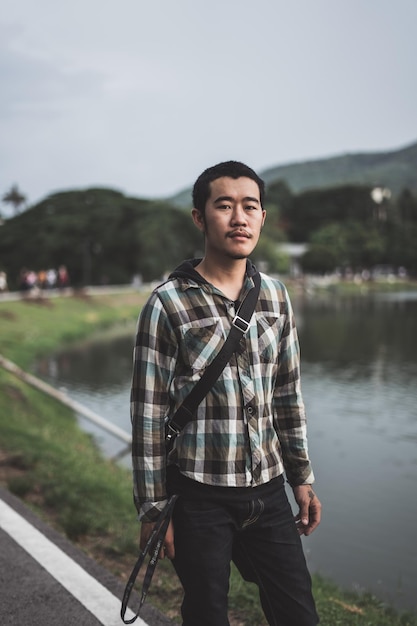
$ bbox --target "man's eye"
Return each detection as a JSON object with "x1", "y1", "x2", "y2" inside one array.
[{"x1": 218, "y1": 204, "x2": 231, "y2": 210}]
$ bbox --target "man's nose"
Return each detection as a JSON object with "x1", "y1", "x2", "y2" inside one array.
[{"x1": 231, "y1": 205, "x2": 247, "y2": 224}]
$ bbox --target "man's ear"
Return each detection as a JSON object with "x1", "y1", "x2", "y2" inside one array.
[{"x1": 191, "y1": 208, "x2": 205, "y2": 233}]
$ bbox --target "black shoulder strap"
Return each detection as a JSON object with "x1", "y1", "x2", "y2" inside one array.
[{"x1": 165, "y1": 271, "x2": 261, "y2": 448}]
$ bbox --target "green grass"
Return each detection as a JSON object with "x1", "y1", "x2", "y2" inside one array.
[
  {"x1": 0, "y1": 290, "x2": 416, "y2": 625},
  {"x1": 309, "y1": 278, "x2": 417, "y2": 298},
  {"x1": 0, "y1": 291, "x2": 143, "y2": 368},
  {"x1": 0, "y1": 368, "x2": 137, "y2": 547}
]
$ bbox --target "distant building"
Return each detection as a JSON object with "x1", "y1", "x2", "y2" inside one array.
[{"x1": 277, "y1": 243, "x2": 309, "y2": 277}]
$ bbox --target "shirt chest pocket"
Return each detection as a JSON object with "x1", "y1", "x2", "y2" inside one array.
[
  {"x1": 256, "y1": 314, "x2": 283, "y2": 363},
  {"x1": 179, "y1": 318, "x2": 225, "y2": 372}
]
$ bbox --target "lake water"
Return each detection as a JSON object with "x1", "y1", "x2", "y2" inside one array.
[{"x1": 34, "y1": 290, "x2": 417, "y2": 614}]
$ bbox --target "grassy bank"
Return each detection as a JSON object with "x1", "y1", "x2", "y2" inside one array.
[{"x1": 0, "y1": 289, "x2": 416, "y2": 625}]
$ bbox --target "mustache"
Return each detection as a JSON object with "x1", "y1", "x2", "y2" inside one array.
[{"x1": 227, "y1": 229, "x2": 252, "y2": 239}]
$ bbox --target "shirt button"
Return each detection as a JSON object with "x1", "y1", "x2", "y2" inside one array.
[{"x1": 246, "y1": 405, "x2": 256, "y2": 416}]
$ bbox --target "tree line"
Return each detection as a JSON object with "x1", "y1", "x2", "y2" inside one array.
[
  {"x1": 267, "y1": 181, "x2": 417, "y2": 275},
  {"x1": 1, "y1": 182, "x2": 416, "y2": 290}
]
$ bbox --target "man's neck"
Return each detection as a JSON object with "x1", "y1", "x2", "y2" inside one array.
[{"x1": 194, "y1": 257, "x2": 247, "y2": 301}]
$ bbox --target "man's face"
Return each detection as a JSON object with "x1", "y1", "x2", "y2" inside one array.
[{"x1": 192, "y1": 176, "x2": 266, "y2": 261}]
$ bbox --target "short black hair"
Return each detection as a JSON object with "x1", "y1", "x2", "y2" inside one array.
[{"x1": 192, "y1": 161, "x2": 265, "y2": 214}]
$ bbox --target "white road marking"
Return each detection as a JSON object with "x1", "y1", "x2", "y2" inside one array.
[{"x1": 0, "y1": 498, "x2": 147, "y2": 626}]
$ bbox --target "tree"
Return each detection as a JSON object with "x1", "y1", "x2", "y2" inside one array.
[
  {"x1": 397, "y1": 188, "x2": 417, "y2": 222},
  {"x1": 301, "y1": 220, "x2": 387, "y2": 274},
  {"x1": 301, "y1": 224, "x2": 347, "y2": 273},
  {"x1": 0, "y1": 187, "x2": 203, "y2": 288},
  {"x1": 2, "y1": 184, "x2": 27, "y2": 216},
  {"x1": 344, "y1": 221, "x2": 386, "y2": 269},
  {"x1": 283, "y1": 184, "x2": 383, "y2": 242},
  {"x1": 265, "y1": 180, "x2": 293, "y2": 237}
]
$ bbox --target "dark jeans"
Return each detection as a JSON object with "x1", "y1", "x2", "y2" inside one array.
[{"x1": 171, "y1": 480, "x2": 319, "y2": 626}]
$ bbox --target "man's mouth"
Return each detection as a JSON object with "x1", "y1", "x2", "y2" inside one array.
[{"x1": 228, "y1": 230, "x2": 251, "y2": 239}]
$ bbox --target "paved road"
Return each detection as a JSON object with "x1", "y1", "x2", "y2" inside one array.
[{"x1": 0, "y1": 486, "x2": 175, "y2": 626}]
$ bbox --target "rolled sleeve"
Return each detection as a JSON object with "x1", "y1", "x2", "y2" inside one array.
[
  {"x1": 273, "y1": 292, "x2": 314, "y2": 486},
  {"x1": 131, "y1": 293, "x2": 177, "y2": 519}
]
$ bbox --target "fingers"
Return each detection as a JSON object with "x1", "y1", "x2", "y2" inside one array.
[
  {"x1": 162, "y1": 520, "x2": 175, "y2": 559},
  {"x1": 140, "y1": 518, "x2": 175, "y2": 559},
  {"x1": 295, "y1": 500, "x2": 321, "y2": 536},
  {"x1": 292, "y1": 485, "x2": 322, "y2": 537},
  {"x1": 162, "y1": 541, "x2": 175, "y2": 560}
]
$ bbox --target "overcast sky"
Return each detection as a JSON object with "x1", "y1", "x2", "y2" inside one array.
[{"x1": 1, "y1": 0, "x2": 416, "y2": 209}]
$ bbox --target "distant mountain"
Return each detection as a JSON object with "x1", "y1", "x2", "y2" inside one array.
[
  {"x1": 168, "y1": 187, "x2": 194, "y2": 209},
  {"x1": 261, "y1": 141, "x2": 417, "y2": 196},
  {"x1": 169, "y1": 140, "x2": 417, "y2": 207}
]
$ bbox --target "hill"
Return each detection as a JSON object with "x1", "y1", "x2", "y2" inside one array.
[
  {"x1": 261, "y1": 140, "x2": 417, "y2": 195},
  {"x1": 169, "y1": 140, "x2": 417, "y2": 207}
]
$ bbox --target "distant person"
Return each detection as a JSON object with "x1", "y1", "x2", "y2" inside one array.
[
  {"x1": 131, "y1": 274, "x2": 142, "y2": 288},
  {"x1": 18, "y1": 268, "x2": 30, "y2": 292},
  {"x1": 37, "y1": 269, "x2": 47, "y2": 290},
  {"x1": 47, "y1": 268, "x2": 57, "y2": 289},
  {"x1": 57, "y1": 265, "x2": 70, "y2": 289},
  {"x1": 0, "y1": 271, "x2": 8, "y2": 292},
  {"x1": 131, "y1": 161, "x2": 321, "y2": 626},
  {"x1": 18, "y1": 268, "x2": 37, "y2": 293}
]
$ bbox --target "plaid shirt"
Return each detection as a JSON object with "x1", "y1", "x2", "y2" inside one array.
[{"x1": 131, "y1": 260, "x2": 314, "y2": 522}]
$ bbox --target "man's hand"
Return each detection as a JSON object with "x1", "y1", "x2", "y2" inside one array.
[
  {"x1": 140, "y1": 519, "x2": 175, "y2": 559},
  {"x1": 292, "y1": 485, "x2": 321, "y2": 536}
]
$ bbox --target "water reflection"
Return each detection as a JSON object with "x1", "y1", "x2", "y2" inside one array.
[
  {"x1": 34, "y1": 293, "x2": 417, "y2": 613},
  {"x1": 294, "y1": 294, "x2": 417, "y2": 613},
  {"x1": 297, "y1": 293, "x2": 417, "y2": 365},
  {"x1": 36, "y1": 335, "x2": 135, "y2": 460},
  {"x1": 36, "y1": 336, "x2": 134, "y2": 390}
]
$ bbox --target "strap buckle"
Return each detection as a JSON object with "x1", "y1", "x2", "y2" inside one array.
[
  {"x1": 232, "y1": 314, "x2": 250, "y2": 334},
  {"x1": 165, "y1": 419, "x2": 180, "y2": 442}
]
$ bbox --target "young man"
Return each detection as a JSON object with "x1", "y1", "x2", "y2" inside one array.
[{"x1": 131, "y1": 161, "x2": 321, "y2": 626}]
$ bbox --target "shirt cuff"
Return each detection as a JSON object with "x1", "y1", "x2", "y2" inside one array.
[{"x1": 138, "y1": 499, "x2": 168, "y2": 523}]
